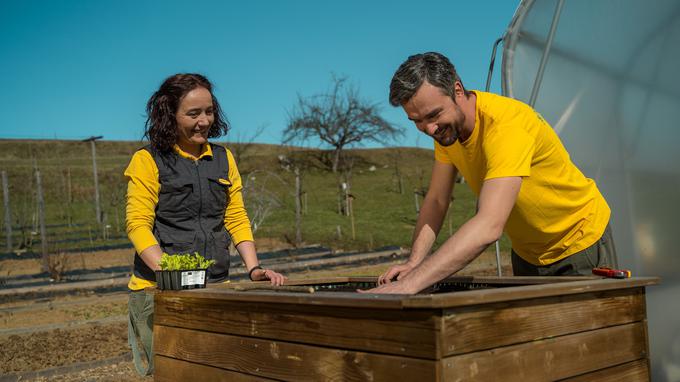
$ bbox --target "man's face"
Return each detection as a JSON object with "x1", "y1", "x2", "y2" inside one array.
[{"x1": 403, "y1": 81, "x2": 465, "y2": 147}]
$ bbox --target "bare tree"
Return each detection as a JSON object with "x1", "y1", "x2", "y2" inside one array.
[
  {"x1": 283, "y1": 75, "x2": 403, "y2": 173},
  {"x1": 278, "y1": 148, "x2": 313, "y2": 246},
  {"x1": 242, "y1": 170, "x2": 282, "y2": 234}
]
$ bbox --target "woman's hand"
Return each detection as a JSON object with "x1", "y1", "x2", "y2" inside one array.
[{"x1": 250, "y1": 267, "x2": 286, "y2": 286}]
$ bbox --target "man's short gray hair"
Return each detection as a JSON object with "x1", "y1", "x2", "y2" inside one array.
[{"x1": 389, "y1": 52, "x2": 468, "y2": 106}]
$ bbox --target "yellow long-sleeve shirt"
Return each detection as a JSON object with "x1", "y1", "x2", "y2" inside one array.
[{"x1": 125, "y1": 143, "x2": 252, "y2": 289}]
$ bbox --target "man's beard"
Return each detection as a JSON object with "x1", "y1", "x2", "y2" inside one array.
[
  {"x1": 433, "y1": 122, "x2": 461, "y2": 147},
  {"x1": 432, "y1": 105, "x2": 465, "y2": 147}
]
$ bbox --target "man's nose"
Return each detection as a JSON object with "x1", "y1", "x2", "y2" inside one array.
[
  {"x1": 416, "y1": 122, "x2": 437, "y2": 136},
  {"x1": 424, "y1": 122, "x2": 438, "y2": 136}
]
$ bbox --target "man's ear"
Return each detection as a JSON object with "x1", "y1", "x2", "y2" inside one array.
[{"x1": 454, "y1": 81, "x2": 465, "y2": 97}]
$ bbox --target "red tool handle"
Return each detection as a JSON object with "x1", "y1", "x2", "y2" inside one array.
[{"x1": 592, "y1": 267, "x2": 631, "y2": 279}]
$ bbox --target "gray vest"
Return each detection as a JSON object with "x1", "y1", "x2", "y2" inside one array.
[{"x1": 132, "y1": 143, "x2": 232, "y2": 283}]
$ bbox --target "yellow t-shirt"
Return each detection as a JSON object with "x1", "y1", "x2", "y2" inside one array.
[
  {"x1": 124, "y1": 143, "x2": 253, "y2": 289},
  {"x1": 435, "y1": 91, "x2": 610, "y2": 265}
]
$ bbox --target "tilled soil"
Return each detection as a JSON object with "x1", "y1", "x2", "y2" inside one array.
[
  {"x1": 1, "y1": 295, "x2": 128, "y2": 330},
  {"x1": 0, "y1": 249, "x2": 133, "y2": 279},
  {"x1": 30, "y1": 359, "x2": 152, "y2": 382},
  {"x1": 1, "y1": 322, "x2": 129, "y2": 374}
]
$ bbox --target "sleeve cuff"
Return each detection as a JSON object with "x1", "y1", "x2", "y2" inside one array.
[
  {"x1": 128, "y1": 229, "x2": 158, "y2": 254},
  {"x1": 230, "y1": 228, "x2": 254, "y2": 246}
]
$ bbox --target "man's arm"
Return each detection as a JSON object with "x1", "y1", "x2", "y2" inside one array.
[
  {"x1": 377, "y1": 160, "x2": 457, "y2": 284},
  {"x1": 366, "y1": 176, "x2": 522, "y2": 294}
]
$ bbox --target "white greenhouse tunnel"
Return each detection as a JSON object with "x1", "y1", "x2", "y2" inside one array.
[{"x1": 502, "y1": 0, "x2": 680, "y2": 380}]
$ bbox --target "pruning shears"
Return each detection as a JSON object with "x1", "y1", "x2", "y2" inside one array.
[{"x1": 592, "y1": 267, "x2": 631, "y2": 279}]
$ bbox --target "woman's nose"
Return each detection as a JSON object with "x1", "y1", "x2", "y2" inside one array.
[{"x1": 197, "y1": 114, "x2": 210, "y2": 126}]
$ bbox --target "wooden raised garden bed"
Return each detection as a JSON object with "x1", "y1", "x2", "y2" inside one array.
[{"x1": 153, "y1": 276, "x2": 657, "y2": 381}]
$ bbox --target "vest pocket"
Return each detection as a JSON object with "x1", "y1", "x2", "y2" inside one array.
[
  {"x1": 206, "y1": 176, "x2": 229, "y2": 207},
  {"x1": 157, "y1": 230, "x2": 197, "y2": 255},
  {"x1": 160, "y1": 180, "x2": 193, "y2": 194},
  {"x1": 158, "y1": 181, "x2": 195, "y2": 215}
]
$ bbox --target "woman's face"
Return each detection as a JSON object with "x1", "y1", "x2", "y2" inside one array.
[{"x1": 175, "y1": 86, "x2": 214, "y2": 153}]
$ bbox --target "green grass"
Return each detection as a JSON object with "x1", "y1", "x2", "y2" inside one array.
[{"x1": 0, "y1": 139, "x2": 510, "y2": 254}]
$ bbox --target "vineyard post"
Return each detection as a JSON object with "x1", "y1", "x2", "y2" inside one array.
[
  {"x1": 349, "y1": 195, "x2": 356, "y2": 240},
  {"x1": 35, "y1": 169, "x2": 48, "y2": 272},
  {"x1": 2, "y1": 171, "x2": 11, "y2": 252},
  {"x1": 82, "y1": 136, "x2": 103, "y2": 224},
  {"x1": 303, "y1": 192, "x2": 308, "y2": 215},
  {"x1": 66, "y1": 167, "x2": 72, "y2": 227},
  {"x1": 414, "y1": 190, "x2": 420, "y2": 213},
  {"x1": 294, "y1": 167, "x2": 302, "y2": 246}
]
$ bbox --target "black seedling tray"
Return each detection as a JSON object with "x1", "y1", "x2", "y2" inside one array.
[{"x1": 155, "y1": 269, "x2": 208, "y2": 290}]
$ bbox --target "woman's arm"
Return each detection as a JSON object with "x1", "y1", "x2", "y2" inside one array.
[
  {"x1": 236, "y1": 240, "x2": 285, "y2": 285},
  {"x1": 224, "y1": 149, "x2": 285, "y2": 285},
  {"x1": 125, "y1": 150, "x2": 162, "y2": 271}
]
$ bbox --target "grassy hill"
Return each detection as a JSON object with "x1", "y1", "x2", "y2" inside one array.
[{"x1": 0, "y1": 139, "x2": 510, "y2": 254}]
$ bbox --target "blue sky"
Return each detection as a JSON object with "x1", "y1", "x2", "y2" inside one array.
[{"x1": 0, "y1": 0, "x2": 518, "y2": 148}]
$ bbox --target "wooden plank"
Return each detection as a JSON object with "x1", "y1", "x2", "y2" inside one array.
[
  {"x1": 441, "y1": 288, "x2": 646, "y2": 356},
  {"x1": 154, "y1": 355, "x2": 275, "y2": 381},
  {"x1": 221, "y1": 276, "x2": 594, "y2": 293},
  {"x1": 220, "y1": 276, "x2": 375, "y2": 289},
  {"x1": 155, "y1": 295, "x2": 441, "y2": 358},
  {"x1": 404, "y1": 277, "x2": 659, "y2": 309},
  {"x1": 154, "y1": 277, "x2": 659, "y2": 310},
  {"x1": 159, "y1": 286, "x2": 408, "y2": 309},
  {"x1": 558, "y1": 359, "x2": 649, "y2": 381},
  {"x1": 436, "y1": 275, "x2": 597, "y2": 285},
  {"x1": 441, "y1": 322, "x2": 648, "y2": 381},
  {"x1": 224, "y1": 276, "x2": 588, "y2": 288},
  {"x1": 154, "y1": 325, "x2": 437, "y2": 381}
]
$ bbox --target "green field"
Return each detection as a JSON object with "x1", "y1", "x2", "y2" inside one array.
[{"x1": 0, "y1": 139, "x2": 510, "y2": 254}]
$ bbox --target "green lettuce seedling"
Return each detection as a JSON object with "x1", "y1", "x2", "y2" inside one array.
[{"x1": 159, "y1": 252, "x2": 215, "y2": 271}]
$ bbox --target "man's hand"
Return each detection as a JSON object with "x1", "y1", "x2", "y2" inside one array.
[
  {"x1": 377, "y1": 261, "x2": 418, "y2": 285},
  {"x1": 357, "y1": 279, "x2": 419, "y2": 294}
]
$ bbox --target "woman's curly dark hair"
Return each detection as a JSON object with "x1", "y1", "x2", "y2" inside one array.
[{"x1": 144, "y1": 73, "x2": 229, "y2": 153}]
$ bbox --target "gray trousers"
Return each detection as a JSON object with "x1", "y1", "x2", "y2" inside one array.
[
  {"x1": 512, "y1": 224, "x2": 619, "y2": 276},
  {"x1": 128, "y1": 289, "x2": 155, "y2": 376}
]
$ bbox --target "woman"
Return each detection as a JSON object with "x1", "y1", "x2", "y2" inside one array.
[{"x1": 125, "y1": 73, "x2": 285, "y2": 376}]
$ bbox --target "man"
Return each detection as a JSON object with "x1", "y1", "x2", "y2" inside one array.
[{"x1": 364, "y1": 52, "x2": 617, "y2": 294}]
